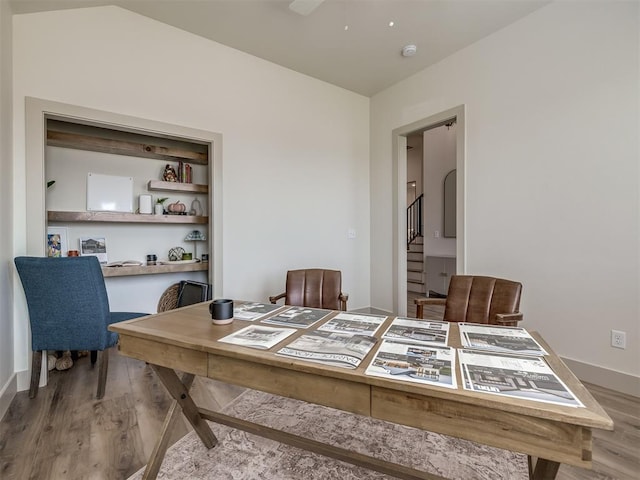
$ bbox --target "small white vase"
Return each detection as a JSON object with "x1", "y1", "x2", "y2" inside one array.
[{"x1": 155, "y1": 204, "x2": 164, "y2": 215}]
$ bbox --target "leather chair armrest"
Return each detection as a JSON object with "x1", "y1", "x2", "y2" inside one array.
[
  {"x1": 269, "y1": 292, "x2": 286, "y2": 304},
  {"x1": 414, "y1": 297, "x2": 446, "y2": 306},
  {"x1": 414, "y1": 297, "x2": 446, "y2": 319},
  {"x1": 495, "y1": 312, "x2": 523, "y2": 326},
  {"x1": 339, "y1": 293, "x2": 349, "y2": 311}
]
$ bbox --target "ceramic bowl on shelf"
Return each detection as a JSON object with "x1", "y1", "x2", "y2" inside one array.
[{"x1": 157, "y1": 259, "x2": 199, "y2": 265}]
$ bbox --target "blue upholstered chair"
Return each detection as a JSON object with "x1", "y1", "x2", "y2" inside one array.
[{"x1": 14, "y1": 256, "x2": 148, "y2": 399}]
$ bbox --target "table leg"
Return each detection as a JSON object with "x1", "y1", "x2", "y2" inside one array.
[
  {"x1": 529, "y1": 456, "x2": 561, "y2": 480},
  {"x1": 144, "y1": 366, "x2": 218, "y2": 479},
  {"x1": 142, "y1": 373, "x2": 196, "y2": 480}
]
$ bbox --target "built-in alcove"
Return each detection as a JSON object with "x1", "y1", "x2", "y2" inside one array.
[{"x1": 25, "y1": 97, "x2": 224, "y2": 314}]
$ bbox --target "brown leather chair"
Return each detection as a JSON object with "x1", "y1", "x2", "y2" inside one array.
[
  {"x1": 269, "y1": 269, "x2": 349, "y2": 311},
  {"x1": 414, "y1": 275, "x2": 523, "y2": 326}
]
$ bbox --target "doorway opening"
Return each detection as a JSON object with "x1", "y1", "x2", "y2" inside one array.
[{"x1": 391, "y1": 105, "x2": 465, "y2": 316}]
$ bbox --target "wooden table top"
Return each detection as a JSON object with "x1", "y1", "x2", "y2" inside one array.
[{"x1": 110, "y1": 302, "x2": 613, "y2": 433}]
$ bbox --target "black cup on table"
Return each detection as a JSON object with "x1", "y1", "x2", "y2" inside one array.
[{"x1": 209, "y1": 299, "x2": 234, "y2": 325}]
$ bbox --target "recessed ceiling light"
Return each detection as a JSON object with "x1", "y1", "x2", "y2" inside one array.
[
  {"x1": 388, "y1": 21, "x2": 394, "y2": 27},
  {"x1": 344, "y1": 25, "x2": 349, "y2": 31}
]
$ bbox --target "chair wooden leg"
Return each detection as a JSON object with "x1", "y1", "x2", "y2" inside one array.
[
  {"x1": 416, "y1": 304, "x2": 424, "y2": 319},
  {"x1": 90, "y1": 350, "x2": 98, "y2": 365},
  {"x1": 29, "y1": 351, "x2": 43, "y2": 399},
  {"x1": 96, "y1": 349, "x2": 109, "y2": 399}
]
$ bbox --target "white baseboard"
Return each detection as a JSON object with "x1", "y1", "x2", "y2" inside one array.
[
  {"x1": 561, "y1": 356, "x2": 640, "y2": 398},
  {"x1": 0, "y1": 373, "x2": 17, "y2": 422},
  {"x1": 17, "y1": 367, "x2": 32, "y2": 392}
]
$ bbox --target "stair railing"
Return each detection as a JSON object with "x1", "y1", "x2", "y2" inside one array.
[{"x1": 407, "y1": 194, "x2": 423, "y2": 246}]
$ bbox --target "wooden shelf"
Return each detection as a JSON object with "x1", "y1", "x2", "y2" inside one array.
[
  {"x1": 102, "y1": 262, "x2": 208, "y2": 278},
  {"x1": 147, "y1": 180, "x2": 208, "y2": 194},
  {"x1": 48, "y1": 210, "x2": 207, "y2": 224},
  {"x1": 47, "y1": 123, "x2": 208, "y2": 165}
]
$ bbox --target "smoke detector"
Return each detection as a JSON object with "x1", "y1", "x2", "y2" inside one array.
[{"x1": 402, "y1": 44, "x2": 417, "y2": 57}]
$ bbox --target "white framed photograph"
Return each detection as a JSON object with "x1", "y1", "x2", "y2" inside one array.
[
  {"x1": 79, "y1": 236, "x2": 108, "y2": 264},
  {"x1": 47, "y1": 227, "x2": 69, "y2": 257}
]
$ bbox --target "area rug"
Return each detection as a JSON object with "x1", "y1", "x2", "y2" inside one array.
[{"x1": 128, "y1": 389, "x2": 528, "y2": 480}]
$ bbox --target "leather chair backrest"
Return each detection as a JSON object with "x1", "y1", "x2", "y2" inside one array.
[
  {"x1": 285, "y1": 269, "x2": 343, "y2": 310},
  {"x1": 443, "y1": 275, "x2": 522, "y2": 324}
]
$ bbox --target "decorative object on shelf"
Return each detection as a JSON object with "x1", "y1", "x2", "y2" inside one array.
[
  {"x1": 68, "y1": 250, "x2": 79, "y2": 257},
  {"x1": 182, "y1": 252, "x2": 193, "y2": 261},
  {"x1": 146, "y1": 254, "x2": 157, "y2": 266},
  {"x1": 79, "y1": 237, "x2": 108, "y2": 264},
  {"x1": 201, "y1": 253, "x2": 209, "y2": 263},
  {"x1": 168, "y1": 246, "x2": 185, "y2": 262},
  {"x1": 47, "y1": 226, "x2": 68, "y2": 258},
  {"x1": 190, "y1": 198, "x2": 203, "y2": 216},
  {"x1": 178, "y1": 161, "x2": 193, "y2": 184},
  {"x1": 155, "y1": 196, "x2": 168, "y2": 215},
  {"x1": 167, "y1": 201, "x2": 186, "y2": 214},
  {"x1": 162, "y1": 164, "x2": 178, "y2": 182},
  {"x1": 139, "y1": 194, "x2": 153, "y2": 214},
  {"x1": 184, "y1": 230, "x2": 206, "y2": 260}
]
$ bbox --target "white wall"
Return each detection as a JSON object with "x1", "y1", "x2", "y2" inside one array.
[
  {"x1": 0, "y1": 0, "x2": 16, "y2": 420},
  {"x1": 12, "y1": 6, "x2": 370, "y2": 391},
  {"x1": 371, "y1": 2, "x2": 639, "y2": 391},
  {"x1": 423, "y1": 124, "x2": 456, "y2": 257}
]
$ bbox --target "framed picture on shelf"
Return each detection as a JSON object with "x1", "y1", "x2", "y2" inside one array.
[
  {"x1": 79, "y1": 237, "x2": 108, "y2": 264},
  {"x1": 47, "y1": 227, "x2": 68, "y2": 257}
]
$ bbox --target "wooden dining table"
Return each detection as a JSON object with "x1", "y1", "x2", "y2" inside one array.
[{"x1": 109, "y1": 302, "x2": 614, "y2": 480}]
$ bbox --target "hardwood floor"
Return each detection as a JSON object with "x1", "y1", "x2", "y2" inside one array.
[
  {"x1": 0, "y1": 352, "x2": 245, "y2": 479},
  {"x1": 1, "y1": 346, "x2": 638, "y2": 479}
]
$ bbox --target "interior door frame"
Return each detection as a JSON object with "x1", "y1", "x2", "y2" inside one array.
[{"x1": 391, "y1": 105, "x2": 466, "y2": 315}]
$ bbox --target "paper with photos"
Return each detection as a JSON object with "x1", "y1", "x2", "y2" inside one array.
[
  {"x1": 366, "y1": 340, "x2": 457, "y2": 388},
  {"x1": 458, "y1": 323, "x2": 548, "y2": 356},
  {"x1": 219, "y1": 325, "x2": 296, "y2": 350},
  {"x1": 262, "y1": 306, "x2": 333, "y2": 329},
  {"x1": 233, "y1": 302, "x2": 282, "y2": 321},
  {"x1": 277, "y1": 330, "x2": 377, "y2": 369},
  {"x1": 317, "y1": 312, "x2": 387, "y2": 335},
  {"x1": 459, "y1": 349, "x2": 583, "y2": 407},
  {"x1": 382, "y1": 317, "x2": 449, "y2": 346}
]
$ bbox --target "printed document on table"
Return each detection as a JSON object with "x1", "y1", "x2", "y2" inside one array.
[
  {"x1": 458, "y1": 349, "x2": 584, "y2": 407},
  {"x1": 277, "y1": 330, "x2": 377, "y2": 369},
  {"x1": 233, "y1": 302, "x2": 282, "y2": 321},
  {"x1": 458, "y1": 323, "x2": 548, "y2": 356},
  {"x1": 317, "y1": 312, "x2": 387, "y2": 335},
  {"x1": 382, "y1": 317, "x2": 450, "y2": 346},
  {"x1": 262, "y1": 306, "x2": 333, "y2": 329},
  {"x1": 219, "y1": 325, "x2": 296, "y2": 350},
  {"x1": 366, "y1": 340, "x2": 457, "y2": 389}
]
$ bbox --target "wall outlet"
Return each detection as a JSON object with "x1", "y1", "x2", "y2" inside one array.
[{"x1": 611, "y1": 330, "x2": 626, "y2": 349}]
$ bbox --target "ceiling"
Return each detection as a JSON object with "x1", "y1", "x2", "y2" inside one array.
[{"x1": 9, "y1": 0, "x2": 550, "y2": 97}]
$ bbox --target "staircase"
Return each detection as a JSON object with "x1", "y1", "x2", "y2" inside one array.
[{"x1": 407, "y1": 236, "x2": 425, "y2": 294}]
